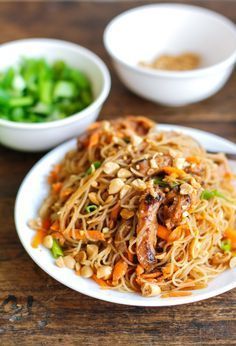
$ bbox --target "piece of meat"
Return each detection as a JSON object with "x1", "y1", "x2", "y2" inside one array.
[
  {"x1": 111, "y1": 116, "x2": 154, "y2": 137},
  {"x1": 162, "y1": 191, "x2": 191, "y2": 229},
  {"x1": 135, "y1": 155, "x2": 173, "y2": 176},
  {"x1": 136, "y1": 188, "x2": 164, "y2": 271}
]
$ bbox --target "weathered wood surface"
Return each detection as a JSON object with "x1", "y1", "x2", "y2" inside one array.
[{"x1": 0, "y1": 1, "x2": 235, "y2": 345}]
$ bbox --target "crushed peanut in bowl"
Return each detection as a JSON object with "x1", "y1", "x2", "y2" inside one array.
[{"x1": 139, "y1": 52, "x2": 201, "y2": 71}]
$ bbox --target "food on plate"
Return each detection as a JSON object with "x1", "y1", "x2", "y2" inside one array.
[
  {"x1": 139, "y1": 52, "x2": 200, "y2": 71},
  {"x1": 0, "y1": 58, "x2": 93, "y2": 123},
  {"x1": 29, "y1": 116, "x2": 236, "y2": 297}
]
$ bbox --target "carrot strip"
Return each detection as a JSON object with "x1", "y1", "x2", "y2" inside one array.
[
  {"x1": 224, "y1": 228, "x2": 236, "y2": 243},
  {"x1": 31, "y1": 229, "x2": 46, "y2": 248},
  {"x1": 50, "y1": 220, "x2": 59, "y2": 231},
  {"x1": 111, "y1": 203, "x2": 120, "y2": 221},
  {"x1": 52, "y1": 182, "x2": 62, "y2": 193},
  {"x1": 88, "y1": 131, "x2": 100, "y2": 148},
  {"x1": 162, "y1": 166, "x2": 186, "y2": 177},
  {"x1": 88, "y1": 122, "x2": 101, "y2": 131},
  {"x1": 127, "y1": 251, "x2": 134, "y2": 262},
  {"x1": 168, "y1": 226, "x2": 183, "y2": 243},
  {"x1": 48, "y1": 164, "x2": 61, "y2": 183},
  {"x1": 157, "y1": 224, "x2": 171, "y2": 241},
  {"x1": 69, "y1": 229, "x2": 105, "y2": 241},
  {"x1": 42, "y1": 218, "x2": 51, "y2": 230},
  {"x1": 186, "y1": 156, "x2": 200, "y2": 164},
  {"x1": 112, "y1": 260, "x2": 128, "y2": 283},
  {"x1": 92, "y1": 274, "x2": 109, "y2": 288},
  {"x1": 60, "y1": 187, "x2": 74, "y2": 198},
  {"x1": 109, "y1": 203, "x2": 121, "y2": 228},
  {"x1": 141, "y1": 272, "x2": 162, "y2": 279},
  {"x1": 161, "y1": 291, "x2": 192, "y2": 298},
  {"x1": 136, "y1": 264, "x2": 144, "y2": 276}
]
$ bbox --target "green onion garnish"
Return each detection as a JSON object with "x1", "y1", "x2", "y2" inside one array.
[
  {"x1": 201, "y1": 189, "x2": 226, "y2": 200},
  {"x1": 51, "y1": 239, "x2": 64, "y2": 259},
  {"x1": 221, "y1": 239, "x2": 231, "y2": 252},
  {"x1": 0, "y1": 58, "x2": 93, "y2": 123},
  {"x1": 85, "y1": 205, "x2": 97, "y2": 213},
  {"x1": 86, "y1": 161, "x2": 101, "y2": 175}
]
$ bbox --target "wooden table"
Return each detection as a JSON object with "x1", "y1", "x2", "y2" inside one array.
[{"x1": 0, "y1": 1, "x2": 235, "y2": 345}]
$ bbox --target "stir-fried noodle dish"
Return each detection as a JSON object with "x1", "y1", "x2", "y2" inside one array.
[{"x1": 30, "y1": 117, "x2": 236, "y2": 298}]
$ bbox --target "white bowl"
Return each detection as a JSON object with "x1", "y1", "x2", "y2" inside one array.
[
  {"x1": 15, "y1": 124, "x2": 236, "y2": 306},
  {"x1": 0, "y1": 38, "x2": 111, "y2": 151},
  {"x1": 104, "y1": 4, "x2": 236, "y2": 106}
]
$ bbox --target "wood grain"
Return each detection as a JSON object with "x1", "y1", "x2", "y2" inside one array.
[{"x1": 0, "y1": 1, "x2": 235, "y2": 345}]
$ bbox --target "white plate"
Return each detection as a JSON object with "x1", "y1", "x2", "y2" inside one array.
[{"x1": 15, "y1": 124, "x2": 236, "y2": 306}]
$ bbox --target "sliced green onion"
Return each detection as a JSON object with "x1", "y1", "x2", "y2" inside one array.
[
  {"x1": 85, "y1": 205, "x2": 97, "y2": 213},
  {"x1": 201, "y1": 189, "x2": 226, "y2": 200},
  {"x1": 153, "y1": 176, "x2": 180, "y2": 188},
  {"x1": 221, "y1": 239, "x2": 231, "y2": 252},
  {"x1": 153, "y1": 177, "x2": 169, "y2": 187},
  {"x1": 8, "y1": 96, "x2": 34, "y2": 107},
  {"x1": 0, "y1": 58, "x2": 93, "y2": 123},
  {"x1": 86, "y1": 161, "x2": 101, "y2": 175},
  {"x1": 51, "y1": 239, "x2": 64, "y2": 259}
]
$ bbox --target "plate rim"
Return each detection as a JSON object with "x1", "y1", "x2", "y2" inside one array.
[{"x1": 14, "y1": 123, "x2": 236, "y2": 306}]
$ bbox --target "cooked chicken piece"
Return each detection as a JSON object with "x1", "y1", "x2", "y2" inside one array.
[
  {"x1": 136, "y1": 188, "x2": 164, "y2": 271},
  {"x1": 162, "y1": 190, "x2": 191, "y2": 229},
  {"x1": 135, "y1": 155, "x2": 173, "y2": 176},
  {"x1": 110, "y1": 116, "x2": 154, "y2": 137}
]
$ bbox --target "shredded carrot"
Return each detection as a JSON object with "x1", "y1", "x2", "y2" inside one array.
[
  {"x1": 69, "y1": 229, "x2": 105, "y2": 241},
  {"x1": 162, "y1": 166, "x2": 186, "y2": 177},
  {"x1": 52, "y1": 182, "x2": 62, "y2": 193},
  {"x1": 111, "y1": 203, "x2": 120, "y2": 221},
  {"x1": 48, "y1": 164, "x2": 61, "y2": 183},
  {"x1": 92, "y1": 274, "x2": 109, "y2": 288},
  {"x1": 31, "y1": 229, "x2": 46, "y2": 248},
  {"x1": 224, "y1": 172, "x2": 233, "y2": 179},
  {"x1": 127, "y1": 251, "x2": 134, "y2": 262},
  {"x1": 50, "y1": 220, "x2": 59, "y2": 231},
  {"x1": 136, "y1": 264, "x2": 144, "y2": 276},
  {"x1": 87, "y1": 230, "x2": 105, "y2": 241},
  {"x1": 161, "y1": 291, "x2": 192, "y2": 298},
  {"x1": 88, "y1": 122, "x2": 101, "y2": 131},
  {"x1": 141, "y1": 272, "x2": 162, "y2": 279},
  {"x1": 157, "y1": 224, "x2": 171, "y2": 241},
  {"x1": 88, "y1": 131, "x2": 100, "y2": 148},
  {"x1": 186, "y1": 156, "x2": 200, "y2": 164},
  {"x1": 181, "y1": 283, "x2": 208, "y2": 291},
  {"x1": 42, "y1": 218, "x2": 51, "y2": 230},
  {"x1": 109, "y1": 203, "x2": 121, "y2": 228},
  {"x1": 112, "y1": 260, "x2": 128, "y2": 283},
  {"x1": 168, "y1": 226, "x2": 183, "y2": 243},
  {"x1": 224, "y1": 228, "x2": 236, "y2": 243},
  {"x1": 60, "y1": 187, "x2": 74, "y2": 198},
  {"x1": 51, "y1": 231, "x2": 65, "y2": 245}
]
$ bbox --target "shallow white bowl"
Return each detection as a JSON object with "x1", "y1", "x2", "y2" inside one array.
[
  {"x1": 0, "y1": 38, "x2": 111, "y2": 151},
  {"x1": 104, "y1": 4, "x2": 236, "y2": 106},
  {"x1": 15, "y1": 124, "x2": 236, "y2": 306}
]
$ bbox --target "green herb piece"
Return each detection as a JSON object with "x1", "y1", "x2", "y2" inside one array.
[
  {"x1": 153, "y1": 176, "x2": 180, "y2": 188},
  {"x1": 86, "y1": 161, "x2": 101, "y2": 175},
  {"x1": 51, "y1": 239, "x2": 64, "y2": 259},
  {"x1": 8, "y1": 96, "x2": 34, "y2": 108},
  {"x1": 85, "y1": 205, "x2": 97, "y2": 213},
  {"x1": 153, "y1": 177, "x2": 169, "y2": 187},
  {"x1": 221, "y1": 239, "x2": 231, "y2": 252},
  {"x1": 53, "y1": 80, "x2": 77, "y2": 99},
  {"x1": 0, "y1": 57, "x2": 93, "y2": 123},
  {"x1": 200, "y1": 189, "x2": 226, "y2": 200}
]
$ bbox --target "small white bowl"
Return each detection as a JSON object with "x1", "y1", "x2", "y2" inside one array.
[
  {"x1": 104, "y1": 4, "x2": 236, "y2": 106},
  {"x1": 0, "y1": 38, "x2": 111, "y2": 151}
]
